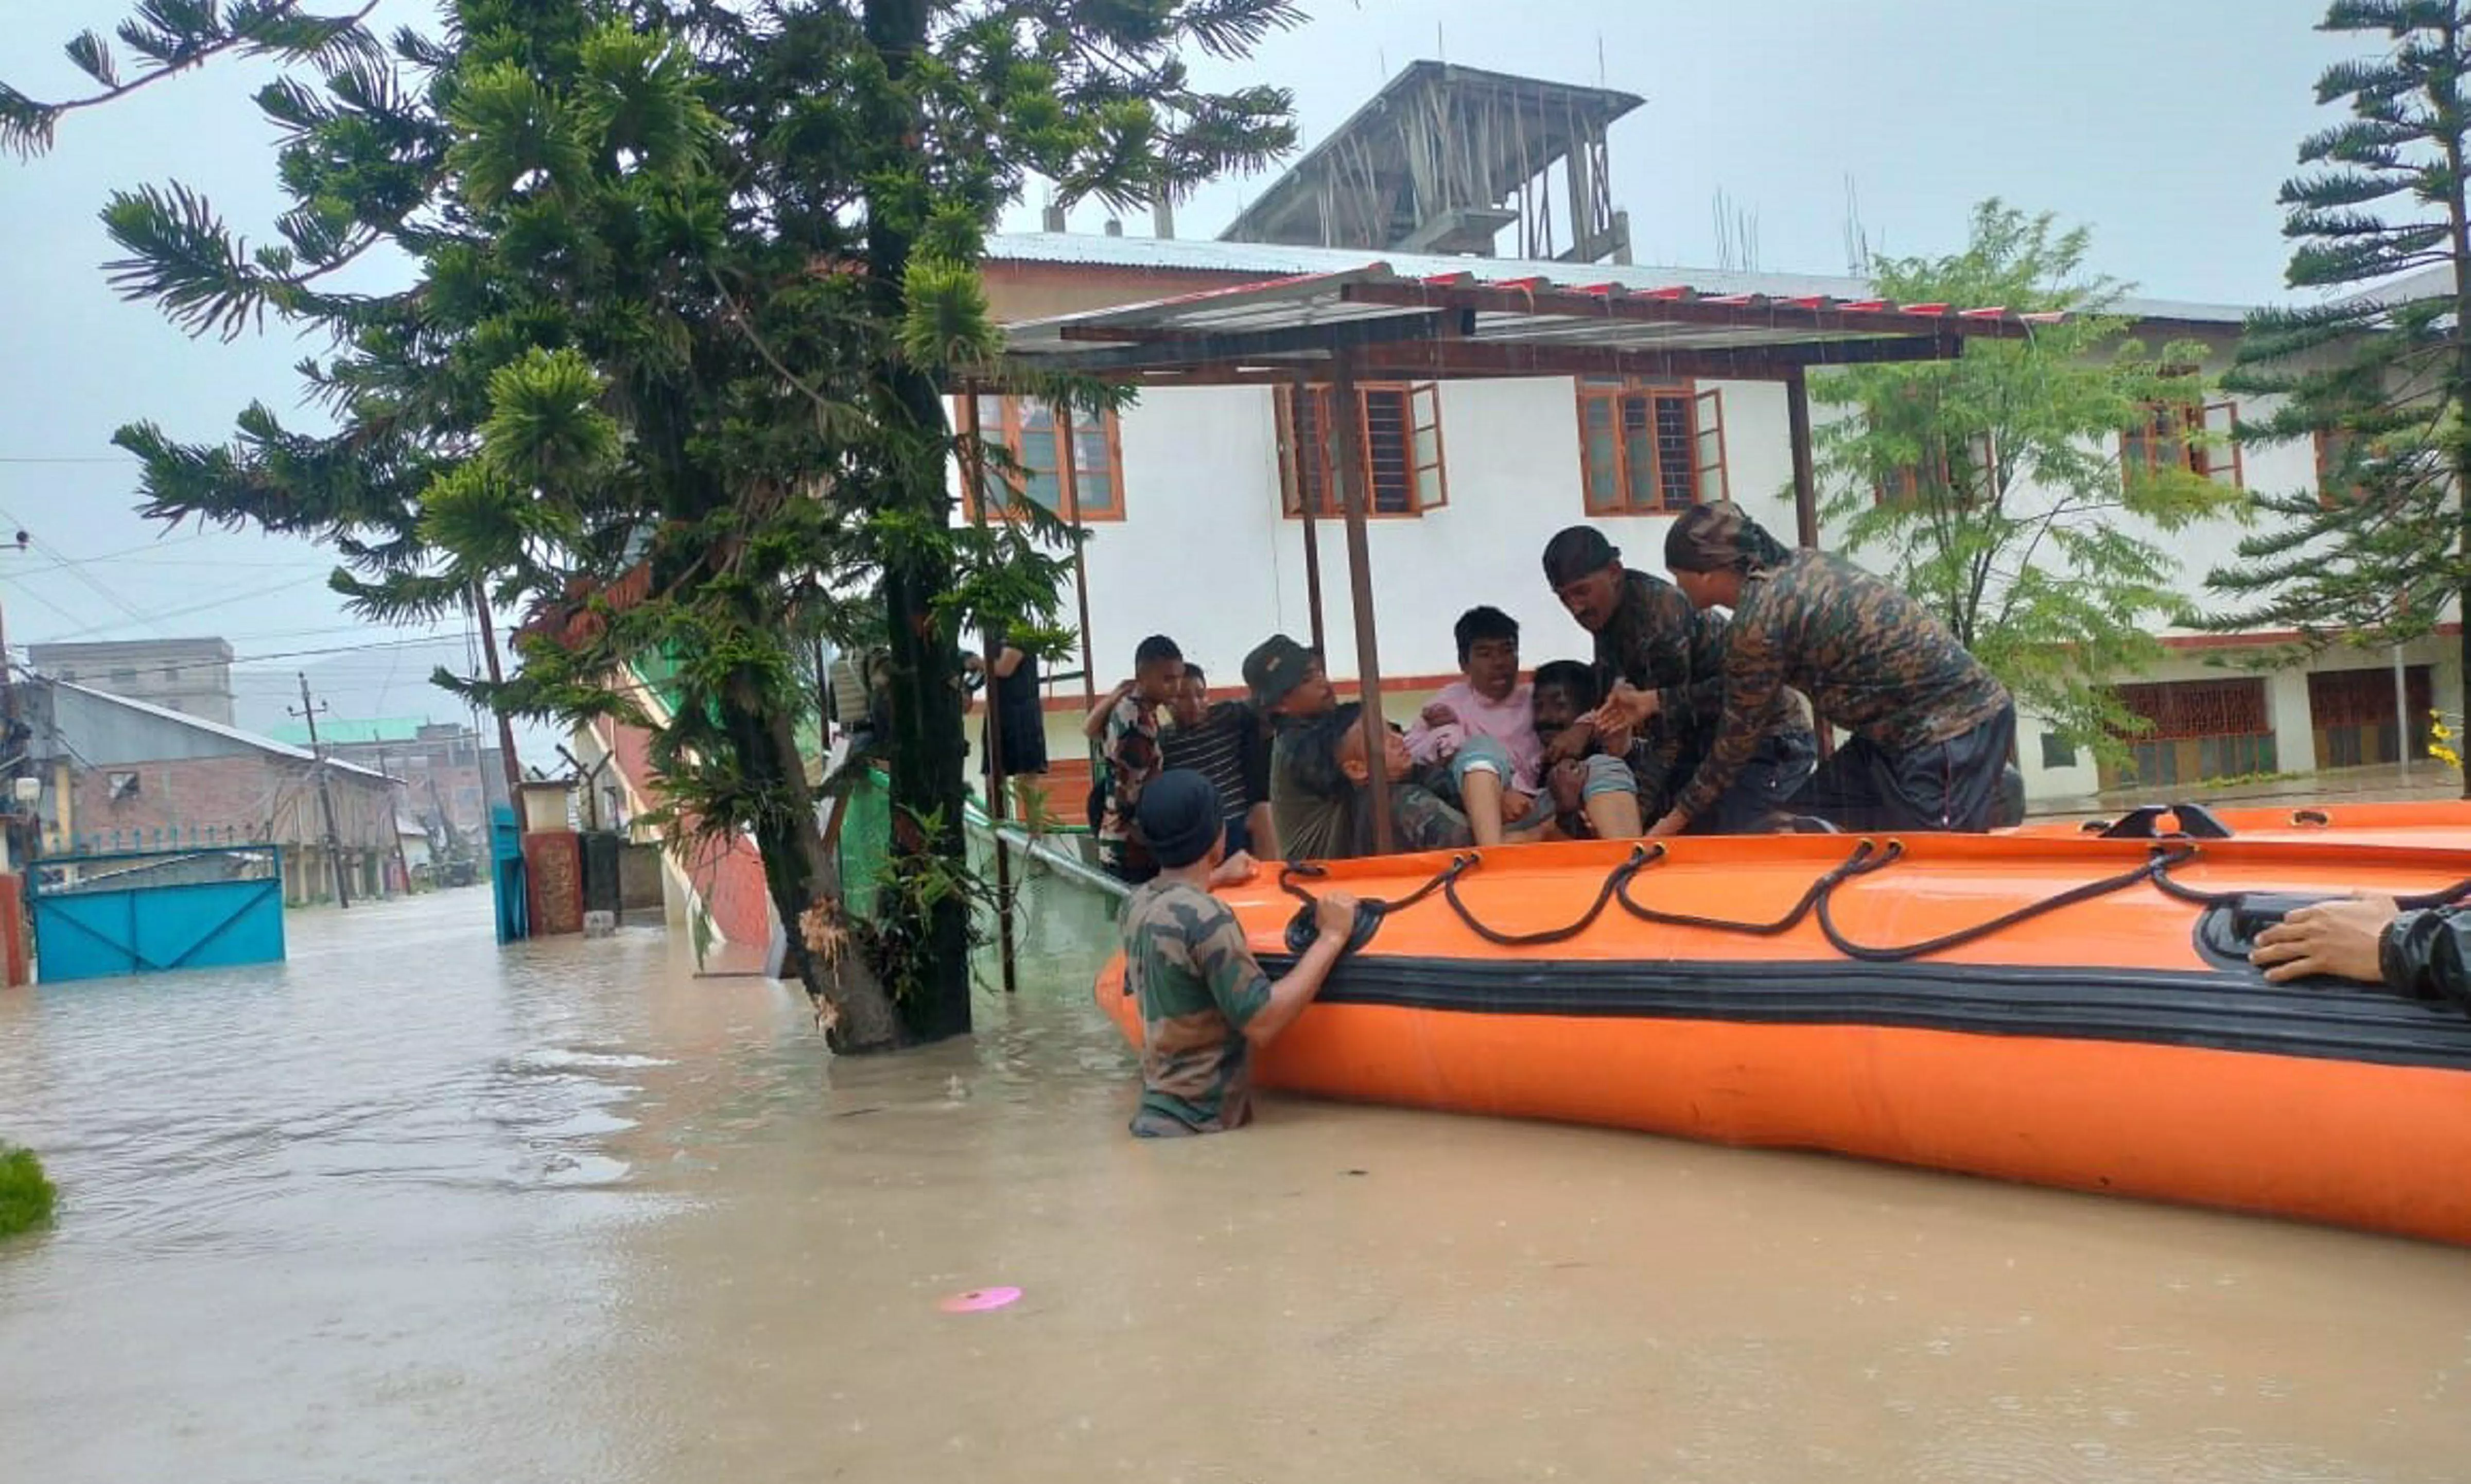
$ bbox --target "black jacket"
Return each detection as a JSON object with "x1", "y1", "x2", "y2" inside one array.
[{"x1": 2382, "y1": 906, "x2": 2471, "y2": 1012}]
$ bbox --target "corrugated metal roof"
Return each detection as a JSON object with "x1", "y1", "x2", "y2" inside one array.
[
  {"x1": 984, "y1": 232, "x2": 2251, "y2": 327},
  {"x1": 2334, "y1": 263, "x2": 2456, "y2": 311},
  {"x1": 50, "y1": 679, "x2": 394, "y2": 783},
  {"x1": 1000, "y1": 258, "x2": 2067, "y2": 378}
]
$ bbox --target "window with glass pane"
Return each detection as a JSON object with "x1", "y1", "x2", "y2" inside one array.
[
  {"x1": 2122, "y1": 399, "x2": 2241, "y2": 489},
  {"x1": 1573, "y1": 381, "x2": 1727, "y2": 513},
  {"x1": 959, "y1": 395, "x2": 1124, "y2": 519},
  {"x1": 1276, "y1": 382, "x2": 1445, "y2": 516},
  {"x1": 1018, "y1": 401, "x2": 1063, "y2": 513},
  {"x1": 1581, "y1": 397, "x2": 1621, "y2": 513}
]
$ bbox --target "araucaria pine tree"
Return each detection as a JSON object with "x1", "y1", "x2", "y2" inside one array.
[
  {"x1": 2207, "y1": 0, "x2": 2471, "y2": 797},
  {"x1": 6, "y1": 1, "x2": 1303, "y2": 1046}
]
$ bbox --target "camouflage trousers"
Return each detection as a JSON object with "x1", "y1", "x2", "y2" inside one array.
[{"x1": 1387, "y1": 781, "x2": 1473, "y2": 853}]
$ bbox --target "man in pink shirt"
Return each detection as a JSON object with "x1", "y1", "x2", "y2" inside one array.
[{"x1": 1403, "y1": 606, "x2": 1552, "y2": 847}]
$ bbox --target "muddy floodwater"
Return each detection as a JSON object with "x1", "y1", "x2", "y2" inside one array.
[{"x1": 3, "y1": 866, "x2": 2469, "y2": 1483}]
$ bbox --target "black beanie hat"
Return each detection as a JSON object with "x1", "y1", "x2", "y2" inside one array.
[
  {"x1": 1135, "y1": 769, "x2": 1225, "y2": 869},
  {"x1": 1542, "y1": 525, "x2": 1620, "y2": 587}
]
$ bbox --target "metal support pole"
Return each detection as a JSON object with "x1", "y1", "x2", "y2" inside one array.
[
  {"x1": 1328, "y1": 356, "x2": 1394, "y2": 854},
  {"x1": 1055, "y1": 403, "x2": 1098, "y2": 710},
  {"x1": 1291, "y1": 375, "x2": 1328, "y2": 655},
  {"x1": 1784, "y1": 367, "x2": 1835, "y2": 762},
  {"x1": 2396, "y1": 643, "x2": 2413, "y2": 776},
  {"x1": 960, "y1": 389, "x2": 1017, "y2": 994},
  {"x1": 1785, "y1": 367, "x2": 1820, "y2": 551}
]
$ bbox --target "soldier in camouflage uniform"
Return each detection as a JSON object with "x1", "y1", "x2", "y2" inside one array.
[
  {"x1": 1271, "y1": 701, "x2": 1474, "y2": 860},
  {"x1": 1541, "y1": 525, "x2": 1817, "y2": 830},
  {"x1": 1603, "y1": 503, "x2": 2015, "y2": 835},
  {"x1": 1120, "y1": 770, "x2": 1356, "y2": 1137}
]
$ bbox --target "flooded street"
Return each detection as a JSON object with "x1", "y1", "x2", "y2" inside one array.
[{"x1": 4, "y1": 867, "x2": 2470, "y2": 1483}]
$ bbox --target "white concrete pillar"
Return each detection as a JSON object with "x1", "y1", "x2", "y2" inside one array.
[{"x1": 2267, "y1": 668, "x2": 2316, "y2": 776}]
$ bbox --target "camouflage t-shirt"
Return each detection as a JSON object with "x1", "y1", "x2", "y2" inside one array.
[
  {"x1": 1596, "y1": 568, "x2": 1812, "y2": 811},
  {"x1": 1669, "y1": 550, "x2": 2012, "y2": 825},
  {"x1": 1121, "y1": 879, "x2": 1275, "y2": 1137},
  {"x1": 1099, "y1": 694, "x2": 1164, "y2": 875}
]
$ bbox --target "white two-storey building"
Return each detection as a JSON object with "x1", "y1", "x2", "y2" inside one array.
[{"x1": 962, "y1": 230, "x2": 2457, "y2": 815}]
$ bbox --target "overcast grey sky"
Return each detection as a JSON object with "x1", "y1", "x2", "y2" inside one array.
[{"x1": 0, "y1": 0, "x2": 2352, "y2": 740}]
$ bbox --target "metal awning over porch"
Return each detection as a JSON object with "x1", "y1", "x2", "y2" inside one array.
[
  {"x1": 999, "y1": 262, "x2": 2059, "y2": 385},
  {"x1": 985, "y1": 260, "x2": 2065, "y2": 853}
]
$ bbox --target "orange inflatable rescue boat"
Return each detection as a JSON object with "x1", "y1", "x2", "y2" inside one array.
[{"x1": 1093, "y1": 801, "x2": 2471, "y2": 1246}]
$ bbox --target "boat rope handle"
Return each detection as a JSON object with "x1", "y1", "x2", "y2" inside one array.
[
  {"x1": 1278, "y1": 855, "x2": 1468, "y2": 916},
  {"x1": 1273, "y1": 841, "x2": 2471, "y2": 966},
  {"x1": 1812, "y1": 845, "x2": 2195, "y2": 964},
  {"x1": 1440, "y1": 845, "x2": 1657, "y2": 948},
  {"x1": 1613, "y1": 838, "x2": 1897, "y2": 937},
  {"x1": 2149, "y1": 856, "x2": 2471, "y2": 913},
  {"x1": 1278, "y1": 854, "x2": 1473, "y2": 954}
]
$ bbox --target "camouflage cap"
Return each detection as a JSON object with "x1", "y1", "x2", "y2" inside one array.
[
  {"x1": 1242, "y1": 634, "x2": 1318, "y2": 709},
  {"x1": 1664, "y1": 501, "x2": 1790, "y2": 574}
]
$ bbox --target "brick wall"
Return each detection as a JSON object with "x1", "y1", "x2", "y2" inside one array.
[
  {"x1": 64, "y1": 753, "x2": 398, "y2": 853},
  {"x1": 325, "y1": 735, "x2": 494, "y2": 838}
]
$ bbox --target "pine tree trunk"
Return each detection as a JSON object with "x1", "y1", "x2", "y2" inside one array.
[
  {"x1": 721, "y1": 691, "x2": 903, "y2": 1051},
  {"x1": 863, "y1": 0, "x2": 975, "y2": 1044}
]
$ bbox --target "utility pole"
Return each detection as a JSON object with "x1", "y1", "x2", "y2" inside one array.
[
  {"x1": 291, "y1": 673, "x2": 351, "y2": 910},
  {"x1": 0, "y1": 529, "x2": 27, "y2": 874},
  {"x1": 469, "y1": 581, "x2": 524, "y2": 801},
  {"x1": 377, "y1": 742, "x2": 411, "y2": 896}
]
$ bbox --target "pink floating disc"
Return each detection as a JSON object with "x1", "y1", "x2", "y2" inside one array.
[{"x1": 939, "y1": 1285, "x2": 1021, "y2": 1313}]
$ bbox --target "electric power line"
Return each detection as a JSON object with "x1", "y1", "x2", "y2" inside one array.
[
  {"x1": 36, "y1": 571, "x2": 338, "y2": 643},
  {"x1": 0, "y1": 502, "x2": 163, "y2": 637}
]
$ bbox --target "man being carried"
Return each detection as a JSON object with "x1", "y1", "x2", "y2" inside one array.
[
  {"x1": 1121, "y1": 769, "x2": 1358, "y2": 1137},
  {"x1": 1402, "y1": 605, "x2": 1553, "y2": 847},
  {"x1": 1528, "y1": 660, "x2": 1646, "y2": 841},
  {"x1": 1605, "y1": 503, "x2": 2015, "y2": 836},
  {"x1": 1274, "y1": 700, "x2": 1473, "y2": 860},
  {"x1": 1542, "y1": 524, "x2": 1816, "y2": 831}
]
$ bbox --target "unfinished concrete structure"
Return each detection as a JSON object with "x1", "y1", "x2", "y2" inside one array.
[{"x1": 1220, "y1": 61, "x2": 1641, "y2": 264}]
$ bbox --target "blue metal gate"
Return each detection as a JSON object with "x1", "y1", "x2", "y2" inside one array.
[{"x1": 31, "y1": 839, "x2": 287, "y2": 982}]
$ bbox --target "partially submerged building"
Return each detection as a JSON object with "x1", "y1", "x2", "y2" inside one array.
[{"x1": 18, "y1": 678, "x2": 401, "y2": 905}]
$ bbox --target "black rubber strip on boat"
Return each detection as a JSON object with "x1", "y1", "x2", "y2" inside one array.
[{"x1": 1245, "y1": 953, "x2": 2471, "y2": 1073}]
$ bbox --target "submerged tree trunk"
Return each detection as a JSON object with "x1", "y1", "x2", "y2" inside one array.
[
  {"x1": 876, "y1": 544, "x2": 975, "y2": 1044},
  {"x1": 863, "y1": 0, "x2": 973, "y2": 1045},
  {"x1": 720, "y1": 691, "x2": 903, "y2": 1052}
]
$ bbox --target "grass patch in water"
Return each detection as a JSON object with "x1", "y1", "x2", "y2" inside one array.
[{"x1": 0, "y1": 1143, "x2": 57, "y2": 1237}]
